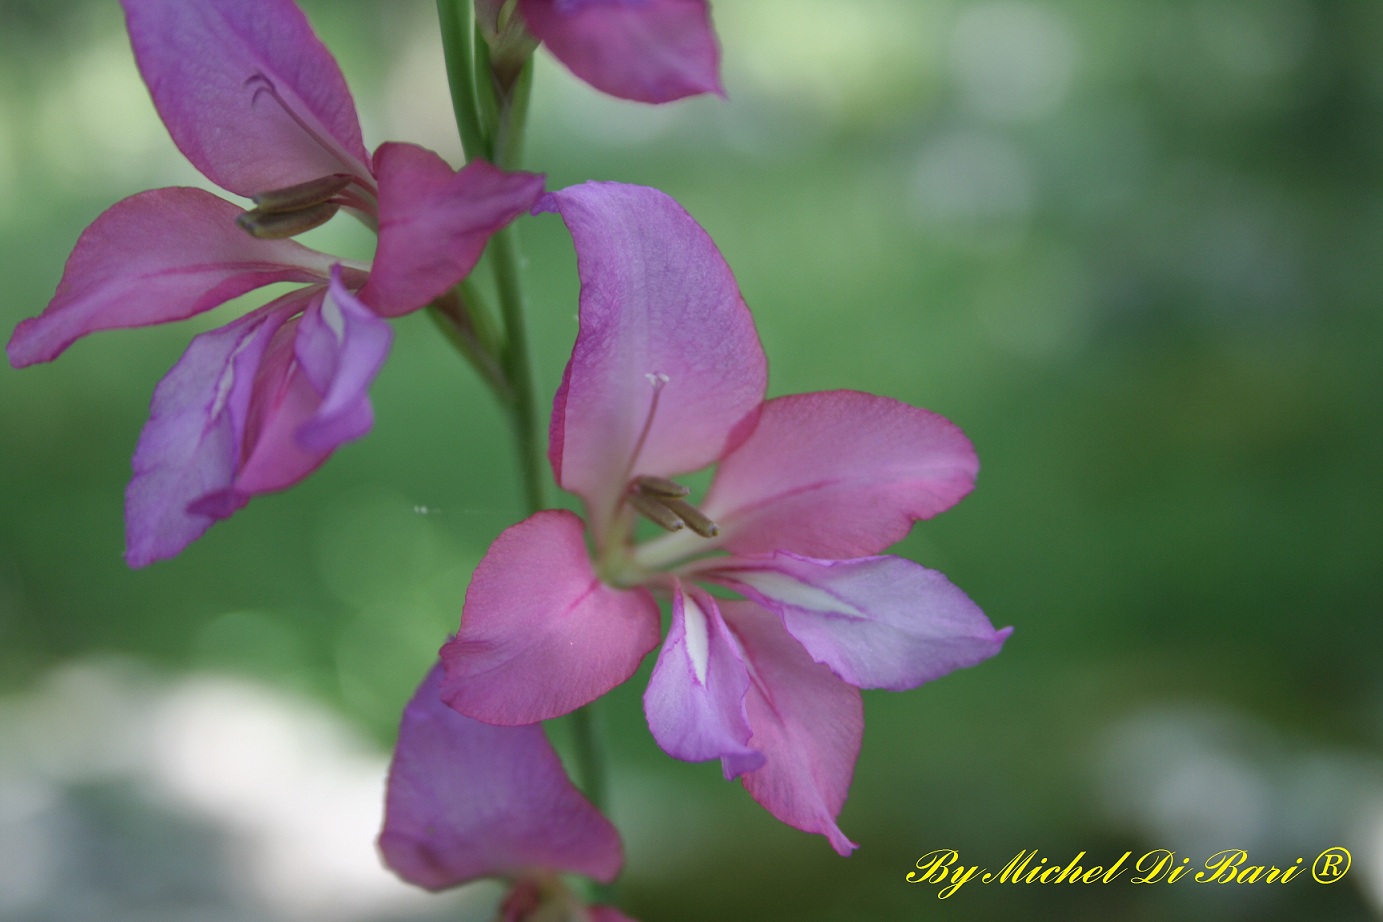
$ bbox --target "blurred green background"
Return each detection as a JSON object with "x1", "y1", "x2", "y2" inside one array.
[{"x1": 1, "y1": 0, "x2": 1380, "y2": 920}]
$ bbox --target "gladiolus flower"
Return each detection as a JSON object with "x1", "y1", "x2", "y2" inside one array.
[
  {"x1": 440, "y1": 182, "x2": 1012, "y2": 854},
  {"x1": 381, "y1": 664, "x2": 636, "y2": 922},
  {"x1": 6, "y1": 0, "x2": 544, "y2": 566}
]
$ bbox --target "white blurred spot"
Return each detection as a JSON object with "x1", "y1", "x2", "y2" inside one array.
[
  {"x1": 950, "y1": 1, "x2": 1079, "y2": 121},
  {"x1": 0, "y1": 658, "x2": 472, "y2": 921},
  {"x1": 911, "y1": 130, "x2": 1033, "y2": 246}
]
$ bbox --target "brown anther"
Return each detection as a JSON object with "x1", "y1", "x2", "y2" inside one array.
[
  {"x1": 660, "y1": 497, "x2": 720, "y2": 538},
  {"x1": 251, "y1": 174, "x2": 353, "y2": 214},
  {"x1": 633, "y1": 475, "x2": 690, "y2": 498},
  {"x1": 236, "y1": 201, "x2": 339, "y2": 239},
  {"x1": 628, "y1": 492, "x2": 685, "y2": 533}
]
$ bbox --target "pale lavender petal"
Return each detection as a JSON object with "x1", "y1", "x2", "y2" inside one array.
[
  {"x1": 124, "y1": 291, "x2": 306, "y2": 567},
  {"x1": 440, "y1": 510, "x2": 661, "y2": 724},
  {"x1": 223, "y1": 308, "x2": 331, "y2": 498},
  {"x1": 519, "y1": 0, "x2": 722, "y2": 103},
  {"x1": 361, "y1": 144, "x2": 545, "y2": 317},
  {"x1": 121, "y1": 0, "x2": 371, "y2": 197},
  {"x1": 704, "y1": 390, "x2": 979, "y2": 559},
  {"x1": 721, "y1": 602, "x2": 861, "y2": 857},
  {"x1": 380, "y1": 664, "x2": 624, "y2": 890},
  {"x1": 7, "y1": 188, "x2": 331, "y2": 368},
  {"x1": 293, "y1": 267, "x2": 392, "y2": 451},
  {"x1": 643, "y1": 584, "x2": 763, "y2": 779},
  {"x1": 706, "y1": 553, "x2": 1012, "y2": 691},
  {"x1": 539, "y1": 182, "x2": 766, "y2": 541}
]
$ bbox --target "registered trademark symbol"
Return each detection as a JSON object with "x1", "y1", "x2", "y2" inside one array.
[{"x1": 1312, "y1": 847, "x2": 1351, "y2": 883}]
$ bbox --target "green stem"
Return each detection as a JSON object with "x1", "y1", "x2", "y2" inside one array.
[
  {"x1": 428, "y1": 289, "x2": 510, "y2": 403},
  {"x1": 436, "y1": 0, "x2": 491, "y2": 161},
  {"x1": 437, "y1": 7, "x2": 613, "y2": 895},
  {"x1": 491, "y1": 223, "x2": 547, "y2": 513}
]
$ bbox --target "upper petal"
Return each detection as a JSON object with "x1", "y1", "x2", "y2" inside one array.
[
  {"x1": 518, "y1": 0, "x2": 723, "y2": 103},
  {"x1": 704, "y1": 390, "x2": 979, "y2": 559},
  {"x1": 539, "y1": 182, "x2": 766, "y2": 540},
  {"x1": 643, "y1": 583, "x2": 764, "y2": 779},
  {"x1": 124, "y1": 291, "x2": 305, "y2": 567},
  {"x1": 360, "y1": 144, "x2": 545, "y2": 317},
  {"x1": 7, "y1": 188, "x2": 331, "y2": 367},
  {"x1": 293, "y1": 267, "x2": 393, "y2": 451},
  {"x1": 707, "y1": 552, "x2": 1012, "y2": 691},
  {"x1": 440, "y1": 510, "x2": 662, "y2": 724},
  {"x1": 721, "y1": 602, "x2": 861, "y2": 857},
  {"x1": 121, "y1": 0, "x2": 371, "y2": 197},
  {"x1": 379, "y1": 663, "x2": 624, "y2": 891}
]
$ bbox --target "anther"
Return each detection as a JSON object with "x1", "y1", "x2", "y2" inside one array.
[
  {"x1": 236, "y1": 201, "x2": 339, "y2": 239},
  {"x1": 633, "y1": 475, "x2": 690, "y2": 498},
  {"x1": 629, "y1": 492, "x2": 685, "y2": 533},
  {"x1": 628, "y1": 476, "x2": 720, "y2": 538},
  {"x1": 251, "y1": 174, "x2": 353, "y2": 214},
  {"x1": 659, "y1": 497, "x2": 720, "y2": 538}
]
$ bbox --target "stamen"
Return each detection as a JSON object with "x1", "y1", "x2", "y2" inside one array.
[
  {"x1": 627, "y1": 475, "x2": 720, "y2": 538},
  {"x1": 629, "y1": 492, "x2": 685, "y2": 533},
  {"x1": 634, "y1": 475, "x2": 690, "y2": 498},
  {"x1": 236, "y1": 202, "x2": 339, "y2": 239},
  {"x1": 251, "y1": 174, "x2": 353, "y2": 214},
  {"x1": 659, "y1": 497, "x2": 720, "y2": 538}
]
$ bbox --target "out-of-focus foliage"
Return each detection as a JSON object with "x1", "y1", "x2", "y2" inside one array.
[{"x1": 0, "y1": 1, "x2": 1379, "y2": 920}]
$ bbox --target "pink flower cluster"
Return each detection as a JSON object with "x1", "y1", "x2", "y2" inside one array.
[{"x1": 9, "y1": 1, "x2": 1009, "y2": 918}]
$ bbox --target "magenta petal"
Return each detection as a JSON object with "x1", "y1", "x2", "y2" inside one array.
[
  {"x1": 120, "y1": 0, "x2": 370, "y2": 197},
  {"x1": 539, "y1": 182, "x2": 766, "y2": 538},
  {"x1": 361, "y1": 144, "x2": 545, "y2": 317},
  {"x1": 708, "y1": 553, "x2": 1012, "y2": 691},
  {"x1": 519, "y1": 0, "x2": 722, "y2": 103},
  {"x1": 124, "y1": 293, "x2": 304, "y2": 567},
  {"x1": 722, "y1": 602, "x2": 861, "y2": 857},
  {"x1": 440, "y1": 510, "x2": 661, "y2": 724},
  {"x1": 643, "y1": 584, "x2": 763, "y2": 779},
  {"x1": 590, "y1": 909, "x2": 640, "y2": 922},
  {"x1": 379, "y1": 664, "x2": 624, "y2": 891},
  {"x1": 7, "y1": 188, "x2": 330, "y2": 367},
  {"x1": 705, "y1": 390, "x2": 980, "y2": 559},
  {"x1": 293, "y1": 268, "x2": 391, "y2": 451}
]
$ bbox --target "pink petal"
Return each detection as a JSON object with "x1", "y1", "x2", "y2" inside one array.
[
  {"x1": 590, "y1": 909, "x2": 640, "y2": 922},
  {"x1": 379, "y1": 664, "x2": 624, "y2": 891},
  {"x1": 707, "y1": 553, "x2": 1012, "y2": 691},
  {"x1": 360, "y1": 144, "x2": 545, "y2": 317},
  {"x1": 440, "y1": 510, "x2": 661, "y2": 724},
  {"x1": 722, "y1": 602, "x2": 861, "y2": 857},
  {"x1": 293, "y1": 267, "x2": 392, "y2": 451},
  {"x1": 519, "y1": 0, "x2": 723, "y2": 103},
  {"x1": 704, "y1": 390, "x2": 979, "y2": 559},
  {"x1": 7, "y1": 188, "x2": 331, "y2": 367},
  {"x1": 539, "y1": 182, "x2": 766, "y2": 541},
  {"x1": 120, "y1": 0, "x2": 371, "y2": 198},
  {"x1": 124, "y1": 291, "x2": 306, "y2": 567},
  {"x1": 643, "y1": 584, "x2": 763, "y2": 779}
]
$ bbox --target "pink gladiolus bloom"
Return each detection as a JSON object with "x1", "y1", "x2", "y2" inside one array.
[
  {"x1": 380, "y1": 664, "x2": 636, "y2": 922},
  {"x1": 477, "y1": 0, "x2": 723, "y2": 103},
  {"x1": 440, "y1": 182, "x2": 1012, "y2": 855},
  {"x1": 6, "y1": 0, "x2": 544, "y2": 566}
]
